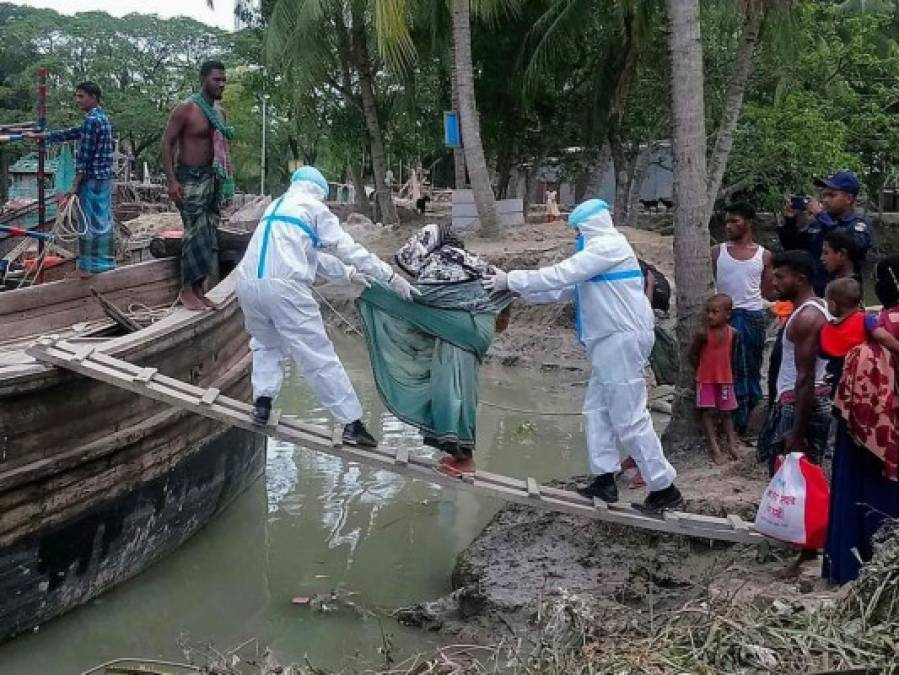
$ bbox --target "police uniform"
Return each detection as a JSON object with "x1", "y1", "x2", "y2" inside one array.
[{"x1": 778, "y1": 171, "x2": 872, "y2": 296}]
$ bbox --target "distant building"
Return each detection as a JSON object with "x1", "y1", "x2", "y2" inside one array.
[{"x1": 511, "y1": 141, "x2": 674, "y2": 210}]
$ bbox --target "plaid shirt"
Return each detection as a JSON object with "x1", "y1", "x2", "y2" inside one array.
[{"x1": 47, "y1": 107, "x2": 114, "y2": 180}]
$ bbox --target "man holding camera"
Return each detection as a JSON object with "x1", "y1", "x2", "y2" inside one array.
[{"x1": 779, "y1": 170, "x2": 872, "y2": 296}]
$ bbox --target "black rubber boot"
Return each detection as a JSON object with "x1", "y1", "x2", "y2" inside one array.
[
  {"x1": 343, "y1": 420, "x2": 378, "y2": 448},
  {"x1": 635, "y1": 484, "x2": 684, "y2": 513},
  {"x1": 577, "y1": 473, "x2": 619, "y2": 503},
  {"x1": 253, "y1": 396, "x2": 272, "y2": 425}
]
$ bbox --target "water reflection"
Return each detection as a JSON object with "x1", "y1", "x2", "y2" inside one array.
[{"x1": 0, "y1": 333, "x2": 590, "y2": 674}]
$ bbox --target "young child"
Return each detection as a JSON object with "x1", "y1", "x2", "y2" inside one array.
[
  {"x1": 821, "y1": 277, "x2": 899, "y2": 391},
  {"x1": 820, "y1": 230, "x2": 859, "y2": 283},
  {"x1": 691, "y1": 294, "x2": 740, "y2": 464}
]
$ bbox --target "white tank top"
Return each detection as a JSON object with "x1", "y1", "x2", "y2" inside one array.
[
  {"x1": 776, "y1": 298, "x2": 829, "y2": 401},
  {"x1": 715, "y1": 244, "x2": 766, "y2": 310}
]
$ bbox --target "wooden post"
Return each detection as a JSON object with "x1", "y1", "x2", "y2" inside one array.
[{"x1": 36, "y1": 67, "x2": 47, "y2": 284}]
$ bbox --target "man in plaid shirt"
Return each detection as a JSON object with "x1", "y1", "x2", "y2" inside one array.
[{"x1": 26, "y1": 81, "x2": 116, "y2": 275}]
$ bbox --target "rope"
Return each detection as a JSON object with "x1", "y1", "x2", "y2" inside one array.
[{"x1": 52, "y1": 194, "x2": 89, "y2": 243}]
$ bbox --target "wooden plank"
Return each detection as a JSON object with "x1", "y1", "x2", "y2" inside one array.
[
  {"x1": 200, "y1": 387, "x2": 220, "y2": 406},
  {"x1": 134, "y1": 367, "x2": 158, "y2": 384},
  {"x1": 25, "y1": 341, "x2": 772, "y2": 547},
  {"x1": 3, "y1": 278, "x2": 180, "y2": 341},
  {"x1": 267, "y1": 408, "x2": 282, "y2": 428},
  {"x1": 395, "y1": 447, "x2": 409, "y2": 465},
  {"x1": 71, "y1": 345, "x2": 95, "y2": 363},
  {"x1": 90, "y1": 288, "x2": 142, "y2": 333},
  {"x1": 727, "y1": 514, "x2": 751, "y2": 531},
  {"x1": 593, "y1": 497, "x2": 608, "y2": 511},
  {"x1": 0, "y1": 258, "x2": 178, "y2": 316}
]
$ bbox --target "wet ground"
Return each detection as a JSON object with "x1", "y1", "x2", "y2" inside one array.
[{"x1": 0, "y1": 333, "x2": 614, "y2": 674}]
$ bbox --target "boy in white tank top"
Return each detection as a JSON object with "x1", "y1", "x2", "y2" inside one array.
[{"x1": 711, "y1": 202, "x2": 774, "y2": 434}]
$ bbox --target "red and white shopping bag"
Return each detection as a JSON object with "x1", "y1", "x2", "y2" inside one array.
[{"x1": 754, "y1": 452, "x2": 829, "y2": 548}]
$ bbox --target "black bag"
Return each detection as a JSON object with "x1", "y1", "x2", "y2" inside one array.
[{"x1": 639, "y1": 259, "x2": 671, "y2": 313}]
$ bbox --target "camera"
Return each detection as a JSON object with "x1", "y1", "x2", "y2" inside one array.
[{"x1": 790, "y1": 195, "x2": 810, "y2": 211}]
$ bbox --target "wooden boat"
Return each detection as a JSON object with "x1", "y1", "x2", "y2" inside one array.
[{"x1": 0, "y1": 258, "x2": 264, "y2": 641}]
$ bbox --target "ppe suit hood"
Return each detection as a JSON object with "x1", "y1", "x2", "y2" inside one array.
[
  {"x1": 290, "y1": 166, "x2": 330, "y2": 201},
  {"x1": 287, "y1": 179, "x2": 327, "y2": 202},
  {"x1": 569, "y1": 199, "x2": 615, "y2": 240}
]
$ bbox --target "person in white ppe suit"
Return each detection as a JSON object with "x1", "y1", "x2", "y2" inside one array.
[
  {"x1": 235, "y1": 166, "x2": 417, "y2": 447},
  {"x1": 482, "y1": 199, "x2": 683, "y2": 512}
]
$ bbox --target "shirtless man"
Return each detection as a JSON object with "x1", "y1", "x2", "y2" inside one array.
[
  {"x1": 161, "y1": 60, "x2": 229, "y2": 310},
  {"x1": 759, "y1": 250, "x2": 831, "y2": 576},
  {"x1": 711, "y1": 202, "x2": 774, "y2": 434}
]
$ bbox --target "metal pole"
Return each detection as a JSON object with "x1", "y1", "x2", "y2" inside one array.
[
  {"x1": 260, "y1": 97, "x2": 266, "y2": 196},
  {"x1": 37, "y1": 67, "x2": 47, "y2": 282}
]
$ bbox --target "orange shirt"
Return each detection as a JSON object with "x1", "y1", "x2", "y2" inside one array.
[{"x1": 696, "y1": 325, "x2": 735, "y2": 384}]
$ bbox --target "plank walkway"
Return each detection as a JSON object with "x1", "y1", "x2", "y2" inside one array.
[{"x1": 28, "y1": 337, "x2": 768, "y2": 546}]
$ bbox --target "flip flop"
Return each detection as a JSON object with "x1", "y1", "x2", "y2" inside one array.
[{"x1": 435, "y1": 459, "x2": 476, "y2": 478}]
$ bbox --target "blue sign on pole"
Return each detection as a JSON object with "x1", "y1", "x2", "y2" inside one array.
[{"x1": 444, "y1": 111, "x2": 461, "y2": 148}]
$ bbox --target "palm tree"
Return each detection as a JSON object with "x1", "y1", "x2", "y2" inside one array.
[
  {"x1": 264, "y1": 0, "x2": 399, "y2": 223},
  {"x1": 705, "y1": 0, "x2": 770, "y2": 218},
  {"x1": 452, "y1": 0, "x2": 498, "y2": 235},
  {"x1": 660, "y1": 0, "x2": 712, "y2": 448}
]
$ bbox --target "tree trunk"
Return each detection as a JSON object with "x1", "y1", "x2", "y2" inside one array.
[
  {"x1": 662, "y1": 0, "x2": 712, "y2": 450},
  {"x1": 348, "y1": 163, "x2": 370, "y2": 216},
  {"x1": 357, "y1": 70, "x2": 397, "y2": 224},
  {"x1": 450, "y1": 43, "x2": 467, "y2": 190},
  {"x1": 705, "y1": 0, "x2": 764, "y2": 218},
  {"x1": 350, "y1": 10, "x2": 397, "y2": 225},
  {"x1": 626, "y1": 144, "x2": 655, "y2": 229},
  {"x1": 610, "y1": 141, "x2": 634, "y2": 227},
  {"x1": 452, "y1": 0, "x2": 498, "y2": 236}
]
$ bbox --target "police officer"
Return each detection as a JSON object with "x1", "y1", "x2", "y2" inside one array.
[{"x1": 779, "y1": 170, "x2": 872, "y2": 296}]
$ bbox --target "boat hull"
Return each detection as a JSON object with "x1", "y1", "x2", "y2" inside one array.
[
  {"x1": 0, "y1": 425, "x2": 264, "y2": 640},
  {"x1": 0, "y1": 264, "x2": 264, "y2": 642}
]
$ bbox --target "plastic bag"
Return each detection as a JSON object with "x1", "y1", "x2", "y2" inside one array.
[{"x1": 754, "y1": 452, "x2": 829, "y2": 549}]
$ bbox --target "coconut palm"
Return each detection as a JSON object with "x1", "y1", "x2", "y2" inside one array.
[{"x1": 660, "y1": 0, "x2": 711, "y2": 447}]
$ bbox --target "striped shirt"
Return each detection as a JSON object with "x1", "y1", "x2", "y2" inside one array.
[{"x1": 47, "y1": 107, "x2": 114, "y2": 180}]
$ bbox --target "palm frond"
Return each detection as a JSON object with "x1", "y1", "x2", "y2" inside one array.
[{"x1": 373, "y1": 0, "x2": 417, "y2": 70}]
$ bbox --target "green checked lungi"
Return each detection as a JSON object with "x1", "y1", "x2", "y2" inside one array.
[{"x1": 177, "y1": 164, "x2": 221, "y2": 286}]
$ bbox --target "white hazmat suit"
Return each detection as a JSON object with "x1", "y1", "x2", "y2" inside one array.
[
  {"x1": 505, "y1": 200, "x2": 676, "y2": 492},
  {"x1": 235, "y1": 167, "x2": 407, "y2": 425}
]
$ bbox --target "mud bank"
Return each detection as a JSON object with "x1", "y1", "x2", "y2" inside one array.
[{"x1": 392, "y1": 452, "x2": 830, "y2": 646}]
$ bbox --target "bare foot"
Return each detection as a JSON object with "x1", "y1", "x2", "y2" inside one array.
[
  {"x1": 778, "y1": 549, "x2": 818, "y2": 579},
  {"x1": 727, "y1": 446, "x2": 740, "y2": 461},
  {"x1": 180, "y1": 287, "x2": 208, "y2": 311},
  {"x1": 436, "y1": 456, "x2": 476, "y2": 477},
  {"x1": 198, "y1": 293, "x2": 218, "y2": 310},
  {"x1": 710, "y1": 450, "x2": 727, "y2": 465},
  {"x1": 77, "y1": 270, "x2": 93, "y2": 279}
]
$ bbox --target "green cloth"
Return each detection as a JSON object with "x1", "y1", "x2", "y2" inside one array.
[
  {"x1": 188, "y1": 93, "x2": 235, "y2": 199},
  {"x1": 356, "y1": 280, "x2": 512, "y2": 455}
]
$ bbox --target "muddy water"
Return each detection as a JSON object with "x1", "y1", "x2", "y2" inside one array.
[{"x1": 0, "y1": 334, "x2": 659, "y2": 674}]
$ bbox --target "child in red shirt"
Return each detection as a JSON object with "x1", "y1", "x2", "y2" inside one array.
[
  {"x1": 691, "y1": 294, "x2": 739, "y2": 464},
  {"x1": 822, "y1": 278, "x2": 899, "y2": 391}
]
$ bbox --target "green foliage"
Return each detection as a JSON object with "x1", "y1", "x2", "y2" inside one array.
[
  {"x1": 726, "y1": 0, "x2": 899, "y2": 209},
  {"x1": 0, "y1": 3, "x2": 229, "y2": 170}
]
